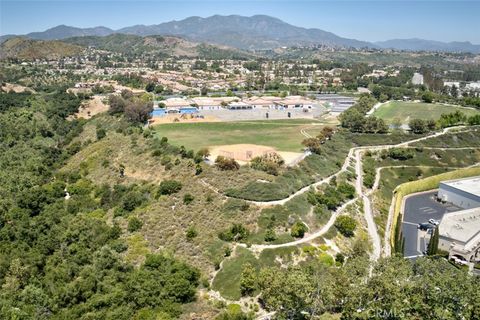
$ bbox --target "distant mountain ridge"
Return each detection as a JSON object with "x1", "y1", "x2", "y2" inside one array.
[
  {"x1": 1, "y1": 15, "x2": 479, "y2": 53},
  {"x1": 116, "y1": 15, "x2": 373, "y2": 50},
  {"x1": 375, "y1": 38, "x2": 480, "y2": 53}
]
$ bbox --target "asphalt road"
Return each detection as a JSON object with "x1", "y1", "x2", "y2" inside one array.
[{"x1": 402, "y1": 191, "x2": 462, "y2": 258}]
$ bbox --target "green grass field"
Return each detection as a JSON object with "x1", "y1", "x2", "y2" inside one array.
[
  {"x1": 153, "y1": 119, "x2": 327, "y2": 152},
  {"x1": 372, "y1": 101, "x2": 479, "y2": 124}
]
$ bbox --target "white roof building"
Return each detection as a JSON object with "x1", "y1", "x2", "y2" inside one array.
[
  {"x1": 439, "y1": 207, "x2": 480, "y2": 263},
  {"x1": 438, "y1": 176, "x2": 480, "y2": 209}
]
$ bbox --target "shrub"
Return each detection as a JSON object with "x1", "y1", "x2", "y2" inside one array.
[
  {"x1": 158, "y1": 180, "x2": 182, "y2": 195},
  {"x1": 335, "y1": 253, "x2": 345, "y2": 264},
  {"x1": 219, "y1": 224, "x2": 249, "y2": 242},
  {"x1": 387, "y1": 148, "x2": 414, "y2": 160},
  {"x1": 337, "y1": 182, "x2": 355, "y2": 199},
  {"x1": 290, "y1": 221, "x2": 308, "y2": 238},
  {"x1": 335, "y1": 216, "x2": 357, "y2": 237},
  {"x1": 264, "y1": 228, "x2": 277, "y2": 242},
  {"x1": 183, "y1": 193, "x2": 194, "y2": 205},
  {"x1": 215, "y1": 156, "x2": 240, "y2": 171},
  {"x1": 250, "y1": 152, "x2": 284, "y2": 175},
  {"x1": 122, "y1": 191, "x2": 145, "y2": 212},
  {"x1": 186, "y1": 226, "x2": 198, "y2": 240},
  {"x1": 128, "y1": 217, "x2": 143, "y2": 232},
  {"x1": 240, "y1": 263, "x2": 257, "y2": 296},
  {"x1": 96, "y1": 127, "x2": 106, "y2": 140}
]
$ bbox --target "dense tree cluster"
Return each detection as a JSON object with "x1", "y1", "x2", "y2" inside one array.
[
  {"x1": 409, "y1": 118, "x2": 436, "y2": 134},
  {"x1": 307, "y1": 181, "x2": 355, "y2": 211},
  {"x1": 302, "y1": 126, "x2": 335, "y2": 154},
  {"x1": 108, "y1": 91, "x2": 153, "y2": 124},
  {"x1": 339, "y1": 95, "x2": 388, "y2": 133},
  {"x1": 257, "y1": 256, "x2": 480, "y2": 319},
  {"x1": 0, "y1": 89, "x2": 199, "y2": 319}
]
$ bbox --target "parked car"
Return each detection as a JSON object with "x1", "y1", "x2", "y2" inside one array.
[
  {"x1": 428, "y1": 219, "x2": 440, "y2": 226},
  {"x1": 418, "y1": 223, "x2": 435, "y2": 231},
  {"x1": 451, "y1": 256, "x2": 468, "y2": 266}
]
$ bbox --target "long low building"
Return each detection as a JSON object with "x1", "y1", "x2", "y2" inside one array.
[{"x1": 437, "y1": 176, "x2": 480, "y2": 209}]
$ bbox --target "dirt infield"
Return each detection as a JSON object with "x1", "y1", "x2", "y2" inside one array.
[
  {"x1": 149, "y1": 114, "x2": 219, "y2": 125},
  {"x1": 209, "y1": 144, "x2": 303, "y2": 165}
]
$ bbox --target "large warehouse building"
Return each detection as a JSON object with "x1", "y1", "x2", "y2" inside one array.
[
  {"x1": 437, "y1": 176, "x2": 480, "y2": 263},
  {"x1": 437, "y1": 176, "x2": 480, "y2": 209},
  {"x1": 438, "y1": 207, "x2": 480, "y2": 263}
]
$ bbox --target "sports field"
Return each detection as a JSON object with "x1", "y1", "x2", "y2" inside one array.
[
  {"x1": 372, "y1": 101, "x2": 479, "y2": 124},
  {"x1": 153, "y1": 119, "x2": 328, "y2": 152}
]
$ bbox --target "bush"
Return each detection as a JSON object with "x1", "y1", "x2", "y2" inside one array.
[
  {"x1": 158, "y1": 180, "x2": 182, "y2": 195},
  {"x1": 215, "y1": 156, "x2": 240, "y2": 171},
  {"x1": 127, "y1": 217, "x2": 143, "y2": 232},
  {"x1": 219, "y1": 224, "x2": 249, "y2": 242},
  {"x1": 186, "y1": 226, "x2": 198, "y2": 240},
  {"x1": 387, "y1": 148, "x2": 414, "y2": 160},
  {"x1": 335, "y1": 216, "x2": 357, "y2": 237},
  {"x1": 264, "y1": 228, "x2": 277, "y2": 242},
  {"x1": 240, "y1": 263, "x2": 257, "y2": 296},
  {"x1": 250, "y1": 152, "x2": 284, "y2": 175},
  {"x1": 183, "y1": 193, "x2": 194, "y2": 205},
  {"x1": 96, "y1": 127, "x2": 106, "y2": 140},
  {"x1": 290, "y1": 221, "x2": 308, "y2": 238},
  {"x1": 122, "y1": 191, "x2": 145, "y2": 212}
]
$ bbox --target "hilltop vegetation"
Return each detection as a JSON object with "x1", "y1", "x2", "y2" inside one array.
[
  {"x1": 64, "y1": 34, "x2": 254, "y2": 59},
  {"x1": 0, "y1": 37, "x2": 84, "y2": 60}
]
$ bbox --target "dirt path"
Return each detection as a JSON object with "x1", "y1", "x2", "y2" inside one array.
[
  {"x1": 241, "y1": 126, "x2": 474, "y2": 258},
  {"x1": 248, "y1": 197, "x2": 358, "y2": 252}
]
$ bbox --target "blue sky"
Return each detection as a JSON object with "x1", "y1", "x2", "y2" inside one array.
[{"x1": 1, "y1": 1, "x2": 479, "y2": 43}]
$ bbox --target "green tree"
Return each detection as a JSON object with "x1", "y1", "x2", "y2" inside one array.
[
  {"x1": 409, "y1": 118, "x2": 428, "y2": 134},
  {"x1": 422, "y1": 91, "x2": 434, "y2": 103},
  {"x1": 334, "y1": 216, "x2": 357, "y2": 237},
  {"x1": 240, "y1": 263, "x2": 257, "y2": 296},
  {"x1": 158, "y1": 180, "x2": 182, "y2": 195},
  {"x1": 291, "y1": 221, "x2": 308, "y2": 238},
  {"x1": 427, "y1": 227, "x2": 439, "y2": 255}
]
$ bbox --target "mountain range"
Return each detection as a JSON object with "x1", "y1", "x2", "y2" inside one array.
[{"x1": 1, "y1": 15, "x2": 480, "y2": 53}]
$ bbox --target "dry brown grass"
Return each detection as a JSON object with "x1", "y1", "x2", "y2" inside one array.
[
  {"x1": 62, "y1": 128, "x2": 263, "y2": 275},
  {"x1": 73, "y1": 95, "x2": 110, "y2": 119}
]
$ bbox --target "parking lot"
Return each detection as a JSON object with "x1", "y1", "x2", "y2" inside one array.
[
  {"x1": 402, "y1": 191, "x2": 462, "y2": 258},
  {"x1": 198, "y1": 105, "x2": 326, "y2": 121}
]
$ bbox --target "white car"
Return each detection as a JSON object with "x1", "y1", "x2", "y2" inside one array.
[{"x1": 428, "y1": 219, "x2": 440, "y2": 226}]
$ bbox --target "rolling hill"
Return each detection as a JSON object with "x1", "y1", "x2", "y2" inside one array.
[
  {"x1": 63, "y1": 34, "x2": 254, "y2": 59},
  {"x1": 0, "y1": 37, "x2": 84, "y2": 60}
]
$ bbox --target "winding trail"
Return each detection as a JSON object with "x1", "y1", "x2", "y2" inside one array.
[
  {"x1": 248, "y1": 197, "x2": 358, "y2": 252},
  {"x1": 240, "y1": 126, "x2": 475, "y2": 259}
]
